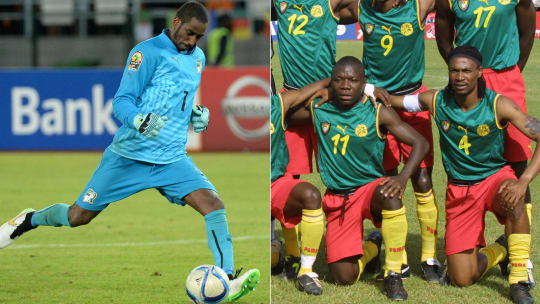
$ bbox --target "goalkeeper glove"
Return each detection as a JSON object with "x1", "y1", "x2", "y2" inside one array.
[
  {"x1": 190, "y1": 105, "x2": 210, "y2": 133},
  {"x1": 133, "y1": 113, "x2": 168, "y2": 139}
]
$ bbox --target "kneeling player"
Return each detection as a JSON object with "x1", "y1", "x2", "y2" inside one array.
[
  {"x1": 271, "y1": 79, "x2": 333, "y2": 295},
  {"x1": 381, "y1": 46, "x2": 537, "y2": 303},
  {"x1": 292, "y1": 57, "x2": 429, "y2": 300}
]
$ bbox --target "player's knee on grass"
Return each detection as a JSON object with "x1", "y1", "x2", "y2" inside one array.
[
  {"x1": 329, "y1": 257, "x2": 359, "y2": 285},
  {"x1": 447, "y1": 251, "x2": 478, "y2": 287},
  {"x1": 68, "y1": 204, "x2": 100, "y2": 227}
]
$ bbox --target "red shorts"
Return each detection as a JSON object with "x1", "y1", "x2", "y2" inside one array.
[
  {"x1": 483, "y1": 65, "x2": 531, "y2": 162},
  {"x1": 271, "y1": 175, "x2": 307, "y2": 228},
  {"x1": 383, "y1": 85, "x2": 434, "y2": 171},
  {"x1": 323, "y1": 178, "x2": 385, "y2": 264},
  {"x1": 444, "y1": 166, "x2": 517, "y2": 255},
  {"x1": 284, "y1": 124, "x2": 317, "y2": 175}
]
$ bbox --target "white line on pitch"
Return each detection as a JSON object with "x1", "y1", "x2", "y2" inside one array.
[{"x1": 6, "y1": 235, "x2": 268, "y2": 250}]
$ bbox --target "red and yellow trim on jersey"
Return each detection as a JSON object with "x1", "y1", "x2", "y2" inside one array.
[
  {"x1": 329, "y1": 0, "x2": 340, "y2": 21},
  {"x1": 278, "y1": 93, "x2": 287, "y2": 131},
  {"x1": 376, "y1": 103, "x2": 386, "y2": 139},
  {"x1": 310, "y1": 101, "x2": 317, "y2": 135},
  {"x1": 447, "y1": 0, "x2": 453, "y2": 11},
  {"x1": 493, "y1": 94, "x2": 508, "y2": 130},
  {"x1": 415, "y1": 0, "x2": 425, "y2": 30},
  {"x1": 432, "y1": 90, "x2": 440, "y2": 120},
  {"x1": 357, "y1": 0, "x2": 361, "y2": 24}
]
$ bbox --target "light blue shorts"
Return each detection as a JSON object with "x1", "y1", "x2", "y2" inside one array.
[{"x1": 76, "y1": 148, "x2": 216, "y2": 211}]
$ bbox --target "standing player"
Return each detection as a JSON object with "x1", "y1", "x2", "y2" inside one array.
[
  {"x1": 435, "y1": 0, "x2": 536, "y2": 285},
  {"x1": 292, "y1": 56, "x2": 429, "y2": 300},
  {"x1": 271, "y1": 79, "x2": 332, "y2": 295},
  {"x1": 0, "y1": 2, "x2": 259, "y2": 302},
  {"x1": 381, "y1": 46, "x2": 537, "y2": 303},
  {"x1": 359, "y1": 0, "x2": 440, "y2": 282},
  {"x1": 272, "y1": 0, "x2": 358, "y2": 277}
]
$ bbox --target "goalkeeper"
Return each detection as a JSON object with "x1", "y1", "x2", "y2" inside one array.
[{"x1": 0, "y1": 1, "x2": 259, "y2": 302}]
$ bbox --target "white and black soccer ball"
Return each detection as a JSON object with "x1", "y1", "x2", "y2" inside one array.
[{"x1": 186, "y1": 264, "x2": 230, "y2": 304}]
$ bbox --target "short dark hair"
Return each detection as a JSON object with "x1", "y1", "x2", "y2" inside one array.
[
  {"x1": 446, "y1": 45, "x2": 486, "y2": 99},
  {"x1": 332, "y1": 56, "x2": 364, "y2": 76},
  {"x1": 176, "y1": 1, "x2": 208, "y2": 24}
]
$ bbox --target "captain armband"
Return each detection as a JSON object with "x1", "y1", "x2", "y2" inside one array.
[{"x1": 403, "y1": 94, "x2": 421, "y2": 112}]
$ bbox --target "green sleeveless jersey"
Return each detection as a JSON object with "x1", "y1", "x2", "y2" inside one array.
[
  {"x1": 311, "y1": 100, "x2": 386, "y2": 190},
  {"x1": 450, "y1": 0, "x2": 519, "y2": 70},
  {"x1": 271, "y1": 94, "x2": 289, "y2": 182},
  {"x1": 433, "y1": 88, "x2": 507, "y2": 181},
  {"x1": 360, "y1": 0, "x2": 425, "y2": 92},
  {"x1": 275, "y1": 0, "x2": 339, "y2": 88}
]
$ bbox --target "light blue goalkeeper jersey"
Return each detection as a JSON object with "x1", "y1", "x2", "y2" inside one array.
[{"x1": 109, "y1": 29, "x2": 205, "y2": 164}]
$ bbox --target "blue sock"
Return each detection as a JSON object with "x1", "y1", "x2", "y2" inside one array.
[
  {"x1": 31, "y1": 203, "x2": 72, "y2": 227},
  {"x1": 204, "y1": 209, "x2": 234, "y2": 275}
]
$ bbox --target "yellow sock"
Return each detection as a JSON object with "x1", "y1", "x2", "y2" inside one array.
[
  {"x1": 402, "y1": 248, "x2": 408, "y2": 265},
  {"x1": 281, "y1": 225, "x2": 300, "y2": 257},
  {"x1": 525, "y1": 203, "x2": 532, "y2": 226},
  {"x1": 298, "y1": 208, "x2": 324, "y2": 277},
  {"x1": 415, "y1": 189, "x2": 439, "y2": 262},
  {"x1": 508, "y1": 234, "x2": 531, "y2": 284},
  {"x1": 382, "y1": 206, "x2": 407, "y2": 276},
  {"x1": 478, "y1": 242, "x2": 507, "y2": 278},
  {"x1": 356, "y1": 240, "x2": 379, "y2": 281}
]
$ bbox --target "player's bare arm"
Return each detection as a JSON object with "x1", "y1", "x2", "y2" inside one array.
[
  {"x1": 418, "y1": 0, "x2": 436, "y2": 24},
  {"x1": 332, "y1": 0, "x2": 360, "y2": 24},
  {"x1": 434, "y1": 0, "x2": 455, "y2": 63},
  {"x1": 378, "y1": 106, "x2": 429, "y2": 198},
  {"x1": 282, "y1": 78, "x2": 331, "y2": 113},
  {"x1": 378, "y1": 89, "x2": 437, "y2": 113},
  {"x1": 497, "y1": 96, "x2": 540, "y2": 208},
  {"x1": 515, "y1": 0, "x2": 536, "y2": 72}
]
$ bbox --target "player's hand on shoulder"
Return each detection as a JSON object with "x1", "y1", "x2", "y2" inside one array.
[
  {"x1": 191, "y1": 105, "x2": 210, "y2": 133},
  {"x1": 379, "y1": 176, "x2": 407, "y2": 199},
  {"x1": 369, "y1": 85, "x2": 391, "y2": 108},
  {"x1": 312, "y1": 88, "x2": 331, "y2": 108},
  {"x1": 133, "y1": 113, "x2": 168, "y2": 139}
]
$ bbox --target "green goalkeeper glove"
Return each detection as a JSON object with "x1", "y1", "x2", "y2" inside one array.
[
  {"x1": 133, "y1": 113, "x2": 168, "y2": 139},
  {"x1": 190, "y1": 105, "x2": 210, "y2": 133}
]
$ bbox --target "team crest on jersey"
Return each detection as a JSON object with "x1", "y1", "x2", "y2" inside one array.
[
  {"x1": 355, "y1": 124, "x2": 368, "y2": 137},
  {"x1": 128, "y1": 51, "x2": 143, "y2": 71},
  {"x1": 477, "y1": 124, "x2": 490, "y2": 136},
  {"x1": 321, "y1": 122, "x2": 331, "y2": 135},
  {"x1": 458, "y1": 0, "x2": 469, "y2": 11},
  {"x1": 364, "y1": 24, "x2": 374, "y2": 35},
  {"x1": 401, "y1": 23, "x2": 414, "y2": 36},
  {"x1": 310, "y1": 5, "x2": 324, "y2": 17},
  {"x1": 279, "y1": 2, "x2": 287, "y2": 13},
  {"x1": 196, "y1": 59, "x2": 202, "y2": 73},
  {"x1": 270, "y1": 122, "x2": 275, "y2": 134},
  {"x1": 498, "y1": 0, "x2": 510, "y2": 5},
  {"x1": 83, "y1": 188, "x2": 97, "y2": 204},
  {"x1": 441, "y1": 121, "x2": 451, "y2": 133}
]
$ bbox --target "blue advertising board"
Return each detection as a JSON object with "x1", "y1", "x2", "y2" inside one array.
[{"x1": 0, "y1": 69, "x2": 123, "y2": 150}]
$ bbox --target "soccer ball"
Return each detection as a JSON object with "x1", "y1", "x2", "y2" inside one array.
[{"x1": 186, "y1": 265, "x2": 230, "y2": 304}]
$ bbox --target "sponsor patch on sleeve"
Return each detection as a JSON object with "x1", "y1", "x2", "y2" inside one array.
[{"x1": 128, "y1": 51, "x2": 143, "y2": 71}]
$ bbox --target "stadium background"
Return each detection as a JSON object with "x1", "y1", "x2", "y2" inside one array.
[
  {"x1": 0, "y1": 1, "x2": 270, "y2": 303},
  {"x1": 271, "y1": 11, "x2": 540, "y2": 304}
]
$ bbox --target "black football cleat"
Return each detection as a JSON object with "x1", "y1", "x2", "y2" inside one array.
[
  {"x1": 495, "y1": 234, "x2": 510, "y2": 277},
  {"x1": 283, "y1": 255, "x2": 301, "y2": 280},
  {"x1": 377, "y1": 264, "x2": 410, "y2": 281},
  {"x1": 510, "y1": 281, "x2": 534, "y2": 304},
  {"x1": 295, "y1": 272, "x2": 323, "y2": 295},
  {"x1": 384, "y1": 271, "x2": 408, "y2": 301},
  {"x1": 421, "y1": 258, "x2": 442, "y2": 283}
]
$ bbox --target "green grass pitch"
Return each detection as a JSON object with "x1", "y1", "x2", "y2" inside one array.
[
  {"x1": 271, "y1": 40, "x2": 540, "y2": 303},
  {"x1": 0, "y1": 152, "x2": 270, "y2": 304}
]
